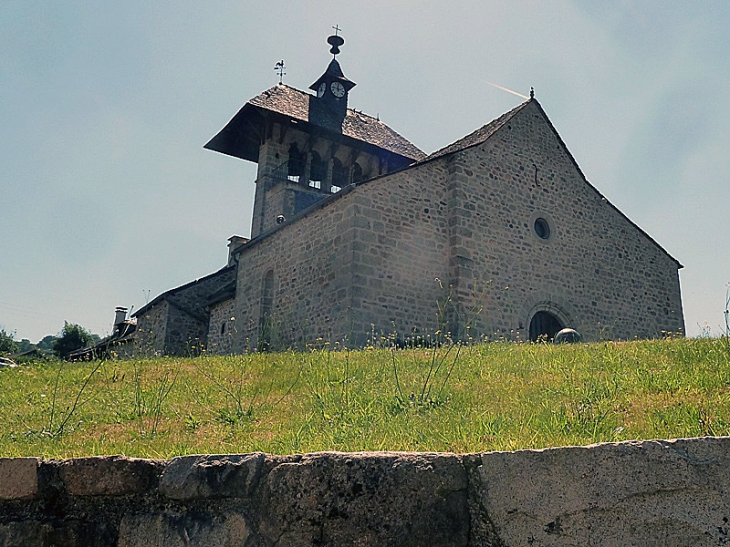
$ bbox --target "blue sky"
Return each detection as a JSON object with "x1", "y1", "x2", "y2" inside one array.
[{"x1": 2, "y1": 1, "x2": 729, "y2": 341}]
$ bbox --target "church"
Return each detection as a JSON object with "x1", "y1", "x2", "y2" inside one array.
[{"x1": 131, "y1": 34, "x2": 684, "y2": 355}]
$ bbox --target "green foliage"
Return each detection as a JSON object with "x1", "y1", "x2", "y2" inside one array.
[
  {"x1": 1, "y1": 338, "x2": 730, "y2": 458},
  {"x1": 52, "y1": 322, "x2": 95, "y2": 360},
  {"x1": 17, "y1": 339, "x2": 35, "y2": 353},
  {"x1": 44, "y1": 359, "x2": 104, "y2": 437},
  {"x1": 37, "y1": 335, "x2": 57, "y2": 353},
  {"x1": 0, "y1": 329, "x2": 18, "y2": 356}
]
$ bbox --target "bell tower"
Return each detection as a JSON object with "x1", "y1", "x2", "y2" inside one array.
[{"x1": 204, "y1": 29, "x2": 425, "y2": 239}]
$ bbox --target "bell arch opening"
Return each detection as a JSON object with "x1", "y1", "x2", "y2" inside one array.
[{"x1": 529, "y1": 311, "x2": 564, "y2": 342}]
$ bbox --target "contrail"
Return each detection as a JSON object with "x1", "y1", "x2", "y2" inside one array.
[{"x1": 485, "y1": 81, "x2": 529, "y2": 100}]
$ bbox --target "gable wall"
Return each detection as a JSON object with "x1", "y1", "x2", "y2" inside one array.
[
  {"x1": 207, "y1": 298, "x2": 236, "y2": 354},
  {"x1": 163, "y1": 304, "x2": 208, "y2": 355},
  {"x1": 447, "y1": 101, "x2": 684, "y2": 340},
  {"x1": 134, "y1": 269, "x2": 236, "y2": 356},
  {"x1": 134, "y1": 301, "x2": 168, "y2": 357}
]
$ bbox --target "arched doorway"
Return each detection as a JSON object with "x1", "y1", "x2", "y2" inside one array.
[{"x1": 529, "y1": 311, "x2": 563, "y2": 342}]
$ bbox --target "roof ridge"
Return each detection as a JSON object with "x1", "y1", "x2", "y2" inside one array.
[
  {"x1": 133, "y1": 265, "x2": 234, "y2": 317},
  {"x1": 425, "y1": 99, "x2": 532, "y2": 161},
  {"x1": 268, "y1": 84, "x2": 382, "y2": 121},
  {"x1": 238, "y1": 84, "x2": 425, "y2": 161}
]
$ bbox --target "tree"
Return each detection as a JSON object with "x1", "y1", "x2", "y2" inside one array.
[
  {"x1": 37, "y1": 335, "x2": 57, "y2": 352},
  {"x1": 0, "y1": 329, "x2": 18, "y2": 356},
  {"x1": 53, "y1": 322, "x2": 95, "y2": 360},
  {"x1": 17, "y1": 339, "x2": 35, "y2": 353}
]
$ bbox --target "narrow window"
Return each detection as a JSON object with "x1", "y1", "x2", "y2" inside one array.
[
  {"x1": 351, "y1": 162, "x2": 363, "y2": 184},
  {"x1": 309, "y1": 151, "x2": 325, "y2": 189},
  {"x1": 331, "y1": 158, "x2": 347, "y2": 193},
  {"x1": 260, "y1": 270, "x2": 275, "y2": 350},
  {"x1": 287, "y1": 144, "x2": 305, "y2": 183}
]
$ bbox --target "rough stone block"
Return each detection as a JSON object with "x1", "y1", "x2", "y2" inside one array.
[
  {"x1": 160, "y1": 453, "x2": 265, "y2": 500},
  {"x1": 259, "y1": 451, "x2": 469, "y2": 547},
  {"x1": 58, "y1": 456, "x2": 162, "y2": 496},
  {"x1": 0, "y1": 519, "x2": 115, "y2": 547},
  {"x1": 0, "y1": 457, "x2": 38, "y2": 500},
  {"x1": 118, "y1": 513, "x2": 250, "y2": 547},
  {"x1": 0, "y1": 521, "x2": 52, "y2": 546},
  {"x1": 478, "y1": 437, "x2": 730, "y2": 546}
]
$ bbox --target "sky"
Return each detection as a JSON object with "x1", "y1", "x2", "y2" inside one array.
[{"x1": 2, "y1": 1, "x2": 729, "y2": 342}]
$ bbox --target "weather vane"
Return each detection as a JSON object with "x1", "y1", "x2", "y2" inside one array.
[
  {"x1": 274, "y1": 60, "x2": 286, "y2": 84},
  {"x1": 328, "y1": 25, "x2": 344, "y2": 58}
]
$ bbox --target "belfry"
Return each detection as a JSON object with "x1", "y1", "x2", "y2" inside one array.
[{"x1": 204, "y1": 33, "x2": 424, "y2": 238}]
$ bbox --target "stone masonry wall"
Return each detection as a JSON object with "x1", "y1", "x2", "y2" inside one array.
[
  {"x1": 207, "y1": 297, "x2": 236, "y2": 354},
  {"x1": 136, "y1": 268, "x2": 236, "y2": 356},
  {"x1": 225, "y1": 99, "x2": 683, "y2": 350},
  {"x1": 230, "y1": 192, "x2": 358, "y2": 351},
  {"x1": 346, "y1": 161, "x2": 452, "y2": 344},
  {"x1": 2, "y1": 438, "x2": 730, "y2": 546},
  {"x1": 133, "y1": 301, "x2": 168, "y2": 357},
  {"x1": 229, "y1": 154, "x2": 457, "y2": 351},
  {"x1": 445, "y1": 101, "x2": 684, "y2": 341},
  {"x1": 164, "y1": 304, "x2": 208, "y2": 356}
]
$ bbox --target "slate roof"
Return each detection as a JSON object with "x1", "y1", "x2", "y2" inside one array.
[
  {"x1": 426, "y1": 100, "x2": 530, "y2": 161},
  {"x1": 133, "y1": 265, "x2": 235, "y2": 319},
  {"x1": 207, "y1": 280, "x2": 236, "y2": 308},
  {"x1": 67, "y1": 321, "x2": 137, "y2": 361},
  {"x1": 206, "y1": 84, "x2": 426, "y2": 162}
]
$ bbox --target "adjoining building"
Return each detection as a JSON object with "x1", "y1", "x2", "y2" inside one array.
[
  {"x1": 68, "y1": 307, "x2": 138, "y2": 360},
  {"x1": 133, "y1": 34, "x2": 684, "y2": 354}
]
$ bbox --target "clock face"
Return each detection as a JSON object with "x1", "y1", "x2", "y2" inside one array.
[
  {"x1": 330, "y1": 81, "x2": 346, "y2": 98},
  {"x1": 317, "y1": 82, "x2": 326, "y2": 98}
]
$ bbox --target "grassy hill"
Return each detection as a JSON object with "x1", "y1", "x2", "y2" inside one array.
[{"x1": 1, "y1": 337, "x2": 728, "y2": 458}]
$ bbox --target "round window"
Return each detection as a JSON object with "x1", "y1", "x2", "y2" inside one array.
[{"x1": 534, "y1": 218, "x2": 550, "y2": 240}]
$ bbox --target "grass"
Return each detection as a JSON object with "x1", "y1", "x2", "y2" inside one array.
[{"x1": 0, "y1": 337, "x2": 729, "y2": 459}]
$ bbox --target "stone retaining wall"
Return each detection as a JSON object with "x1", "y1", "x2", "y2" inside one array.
[{"x1": 2, "y1": 437, "x2": 729, "y2": 546}]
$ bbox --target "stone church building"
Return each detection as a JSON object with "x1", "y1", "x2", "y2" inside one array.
[{"x1": 132, "y1": 35, "x2": 684, "y2": 355}]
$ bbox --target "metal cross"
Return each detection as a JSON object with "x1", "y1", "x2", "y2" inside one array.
[
  {"x1": 332, "y1": 24, "x2": 341, "y2": 36},
  {"x1": 274, "y1": 60, "x2": 286, "y2": 84}
]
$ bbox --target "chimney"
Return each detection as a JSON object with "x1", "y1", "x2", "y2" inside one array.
[
  {"x1": 114, "y1": 307, "x2": 128, "y2": 328},
  {"x1": 227, "y1": 235, "x2": 249, "y2": 267}
]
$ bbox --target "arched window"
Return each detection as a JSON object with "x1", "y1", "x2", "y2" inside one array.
[
  {"x1": 331, "y1": 158, "x2": 347, "y2": 192},
  {"x1": 351, "y1": 162, "x2": 363, "y2": 184},
  {"x1": 287, "y1": 144, "x2": 305, "y2": 183},
  {"x1": 260, "y1": 269, "x2": 275, "y2": 351},
  {"x1": 309, "y1": 151, "x2": 325, "y2": 189}
]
